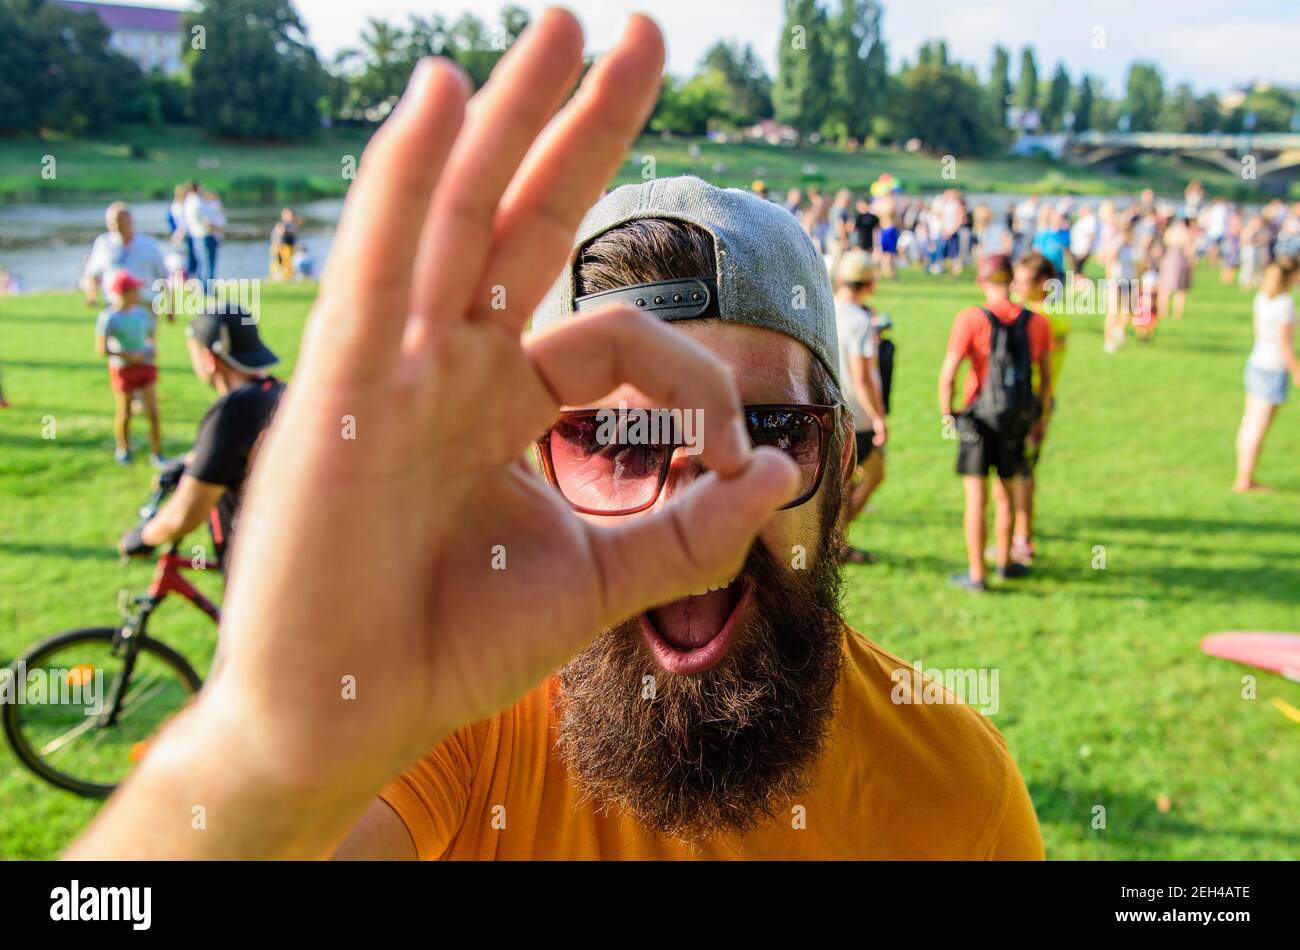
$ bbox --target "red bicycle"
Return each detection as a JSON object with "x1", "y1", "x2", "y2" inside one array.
[{"x1": 2, "y1": 483, "x2": 219, "y2": 797}]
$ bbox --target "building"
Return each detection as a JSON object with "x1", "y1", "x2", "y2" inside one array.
[{"x1": 56, "y1": 1, "x2": 185, "y2": 76}]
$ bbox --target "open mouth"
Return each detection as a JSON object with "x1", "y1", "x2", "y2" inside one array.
[{"x1": 640, "y1": 576, "x2": 751, "y2": 675}]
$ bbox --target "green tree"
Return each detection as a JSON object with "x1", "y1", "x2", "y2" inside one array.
[
  {"x1": 1073, "y1": 74, "x2": 1095, "y2": 132},
  {"x1": 1159, "y1": 82, "x2": 1221, "y2": 133},
  {"x1": 1224, "y1": 85, "x2": 1296, "y2": 133},
  {"x1": 987, "y1": 44, "x2": 1011, "y2": 130},
  {"x1": 700, "y1": 40, "x2": 772, "y2": 125},
  {"x1": 1123, "y1": 61, "x2": 1164, "y2": 131},
  {"x1": 891, "y1": 59, "x2": 997, "y2": 155},
  {"x1": 773, "y1": 0, "x2": 832, "y2": 137},
  {"x1": 828, "y1": 0, "x2": 883, "y2": 141},
  {"x1": 1, "y1": 0, "x2": 142, "y2": 134},
  {"x1": 917, "y1": 39, "x2": 949, "y2": 69},
  {"x1": 1043, "y1": 63, "x2": 1071, "y2": 130},
  {"x1": 1016, "y1": 46, "x2": 1038, "y2": 114},
  {"x1": 184, "y1": 0, "x2": 325, "y2": 140},
  {"x1": 650, "y1": 71, "x2": 732, "y2": 135}
]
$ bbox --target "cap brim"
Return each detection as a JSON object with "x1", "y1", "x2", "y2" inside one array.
[{"x1": 218, "y1": 344, "x2": 279, "y2": 373}]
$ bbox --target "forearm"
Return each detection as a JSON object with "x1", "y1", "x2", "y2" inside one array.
[
  {"x1": 66, "y1": 697, "x2": 373, "y2": 860},
  {"x1": 938, "y1": 375, "x2": 956, "y2": 416},
  {"x1": 140, "y1": 498, "x2": 202, "y2": 546}
]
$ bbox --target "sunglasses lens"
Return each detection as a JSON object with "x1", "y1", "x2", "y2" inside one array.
[
  {"x1": 548, "y1": 416, "x2": 670, "y2": 513},
  {"x1": 745, "y1": 408, "x2": 824, "y2": 505}
]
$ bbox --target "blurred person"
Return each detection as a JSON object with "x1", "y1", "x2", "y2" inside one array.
[
  {"x1": 1103, "y1": 218, "x2": 1139, "y2": 353},
  {"x1": 1239, "y1": 214, "x2": 1272, "y2": 288},
  {"x1": 939, "y1": 254, "x2": 1052, "y2": 591},
  {"x1": 1183, "y1": 180, "x2": 1204, "y2": 221},
  {"x1": 1069, "y1": 204, "x2": 1098, "y2": 280},
  {"x1": 1156, "y1": 219, "x2": 1192, "y2": 321},
  {"x1": 1008, "y1": 252, "x2": 1066, "y2": 564},
  {"x1": 83, "y1": 202, "x2": 168, "y2": 309},
  {"x1": 167, "y1": 183, "x2": 197, "y2": 278},
  {"x1": 1133, "y1": 264, "x2": 1159, "y2": 343},
  {"x1": 876, "y1": 187, "x2": 899, "y2": 277},
  {"x1": 1220, "y1": 210, "x2": 1243, "y2": 284},
  {"x1": 185, "y1": 183, "x2": 226, "y2": 290},
  {"x1": 826, "y1": 188, "x2": 855, "y2": 272},
  {"x1": 1234, "y1": 257, "x2": 1300, "y2": 493},
  {"x1": 1011, "y1": 195, "x2": 1038, "y2": 259},
  {"x1": 270, "y1": 208, "x2": 299, "y2": 281},
  {"x1": 971, "y1": 202, "x2": 993, "y2": 254},
  {"x1": 833, "y1": 251, "x2": 888, "y2": 564},
  {"x1": 94, "y1": 271, "x2": 163, "y2": 465},
  {"x1": 852, "y1": 195, "x2": 878, "y2": 254},
  {"x1": 783, "y1": 186, "x2": 803, "y2": 216},
  {"x1": 1032, "y1": 209, "x2": 1070, "y2": 279},
  {"x1": 119, "y1": 306, "x2": 284, "y2": 570}
]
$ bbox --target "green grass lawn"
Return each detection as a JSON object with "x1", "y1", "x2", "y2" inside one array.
[
  {"x1": 2, "y1": 123, "x2": 1284, "y2": 204},
  {"x1": 1, "y1": 269, "x2": 1297, "y2": 859}
]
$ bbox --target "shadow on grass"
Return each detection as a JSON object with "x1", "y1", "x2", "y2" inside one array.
[
  {"x1": 0, "y1": 541, "x2": 113, "y2": 561},
  {"x1": 0, "y1": 431, "x2": 114, "y2": 450},
  {"x1": 0, "y1": 360, "x2": 106, "y2": 372},
  {"x1": 1029, "y1": 777, "x2": 1300, "y2": 858}
]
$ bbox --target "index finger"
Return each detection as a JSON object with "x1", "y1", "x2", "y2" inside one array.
[{"x1": 524, "y1": 305, "x2": 755, "y2": 478}]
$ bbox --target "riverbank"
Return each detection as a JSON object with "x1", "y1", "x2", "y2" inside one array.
[{"x1": 1, "y1": 125, "x2": 1286, "y2": 206}]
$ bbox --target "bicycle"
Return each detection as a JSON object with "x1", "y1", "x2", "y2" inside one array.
[{"x1": 2, "y1": 481, "x2": 220, "y2": 797}]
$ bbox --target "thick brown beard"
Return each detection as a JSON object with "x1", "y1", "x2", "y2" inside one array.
[{"x1": 554, "y1": 523, "x2": 846, "y2": 842}]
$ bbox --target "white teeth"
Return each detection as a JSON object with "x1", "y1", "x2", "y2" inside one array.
[{"x1": 691, "y1": 575, "x2": 738, "y2": 596}]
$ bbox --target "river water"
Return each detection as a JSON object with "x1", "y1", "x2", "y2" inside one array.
[
  {"x1": 0, "y1": 190, "x2": 1188, "y2": 294},
  {"x1": 0, "y1": 199, "x2": 341, "y2": 293}
]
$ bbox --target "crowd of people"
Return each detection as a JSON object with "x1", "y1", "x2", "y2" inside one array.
[{"x1": 764, "y1": 176, "x2": 1300, "y2": 581}]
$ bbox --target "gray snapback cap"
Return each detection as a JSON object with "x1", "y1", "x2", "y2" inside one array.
[{"x1": 533, "y1": 175, "x2": 838, "y2": 380}]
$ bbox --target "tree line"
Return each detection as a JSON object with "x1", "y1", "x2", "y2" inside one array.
[{"x1": 1, "y1": 0, "x2": 1295, "y2": 153}]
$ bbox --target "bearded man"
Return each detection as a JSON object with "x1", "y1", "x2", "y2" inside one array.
[{"x1": 67, "y1": 11, "x2": 1041, "y2": 861}]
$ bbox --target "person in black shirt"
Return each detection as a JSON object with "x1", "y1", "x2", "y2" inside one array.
[
  {"x1": 119, "y1": 305, "x2": 284, "y2": 570},
  {"x1": 853, "y1": 197, "x2": 879, "y2": 253}
]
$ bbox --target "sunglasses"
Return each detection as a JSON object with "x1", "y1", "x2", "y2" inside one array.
[{"x1": 535, "y1": 404, "x2": 838, "y2": 516}]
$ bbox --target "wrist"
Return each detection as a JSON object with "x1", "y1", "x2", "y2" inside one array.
[{"x1": 68, "y1": 692, "x2": 378, "y2": 859}]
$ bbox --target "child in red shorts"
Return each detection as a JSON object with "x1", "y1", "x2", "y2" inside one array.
[{"x1": 95, "y1": 271, "x2": 165, "y2": 465}]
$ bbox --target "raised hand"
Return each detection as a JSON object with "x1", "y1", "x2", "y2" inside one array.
[{"x1": 70, "y1": 9, "x2": 796, "y2": 858}]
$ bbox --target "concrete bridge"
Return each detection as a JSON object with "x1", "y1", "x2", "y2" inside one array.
[{"x1": 1065, "y1": 132, "x2": 1300, "y2": 190}]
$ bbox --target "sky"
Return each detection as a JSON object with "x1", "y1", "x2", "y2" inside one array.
[{"x1": 101, "y1": 0, "x2": 1300, "y2": 96}]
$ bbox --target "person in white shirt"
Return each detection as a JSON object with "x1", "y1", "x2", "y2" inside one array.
[
  {"x1": 83, "y1": 202, "x2": 168, "y2": 311},
  {"x1": 1235, "y1": 257, "x2": 1300, "y2": 492},
  {"x1": 168, "y1": 183, "x2": 197, "y2": 277},
  {"x1": 833, "y1": 251, "x2": 888, "y2": 564},
  {"x1": 184, "y1": 182, "x2": 223, "y2": 289},
  {"x1": 1069, "y1": 206, "x2": 1098, "y2": 280}
]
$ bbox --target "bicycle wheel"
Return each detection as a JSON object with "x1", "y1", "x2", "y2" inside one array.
[{"x1": 2, "y1": 626, "x2": 202, "y2": 798}]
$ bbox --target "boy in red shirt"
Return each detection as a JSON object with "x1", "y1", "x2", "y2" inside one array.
[{"x1": 938, "y1": 254, "x2": 1053, "y2": 591}]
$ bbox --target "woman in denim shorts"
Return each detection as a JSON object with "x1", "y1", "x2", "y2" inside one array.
[{"x1": 1235, "y1": 257, "x2": 1299, "y2": 492}]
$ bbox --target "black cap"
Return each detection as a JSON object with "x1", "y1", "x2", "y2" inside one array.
[{"x1": 186, "y1": 304, "x2": 278, "y2": 372}]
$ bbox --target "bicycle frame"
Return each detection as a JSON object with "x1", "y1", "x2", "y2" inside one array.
[{"x1": 100, "y1": 548, "x2": 220, "y2": 728}]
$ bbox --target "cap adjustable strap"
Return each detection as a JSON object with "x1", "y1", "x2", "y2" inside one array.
[{"x1": 573, "y1": 277, "x2": 719, "y2": 321}]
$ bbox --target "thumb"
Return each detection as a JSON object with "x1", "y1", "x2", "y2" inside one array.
[{"x1": 585, "y1": 447, "x2": 799, "y2": 625}]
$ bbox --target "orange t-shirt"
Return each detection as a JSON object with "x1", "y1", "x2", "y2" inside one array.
[
  {"x1": 379, "y1": 627, "x2": 1044, "y2": 859},
  {"x1": 947, "y1": 299, "x2": 1053, "y2": 406}
]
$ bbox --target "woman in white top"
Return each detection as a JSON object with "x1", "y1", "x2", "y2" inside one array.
[{"x1": 1234, "y1": 257, "x2": 1299, "y2": 492}]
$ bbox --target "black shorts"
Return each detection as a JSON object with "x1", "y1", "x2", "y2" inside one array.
[
  {"x1": 956, "y1": 414, "x2": 1026, "y2": 479},
  {"x1": 855, "y1": 430, "x2": 873, "y2": 464}
]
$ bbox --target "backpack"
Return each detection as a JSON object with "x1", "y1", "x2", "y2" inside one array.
[{"x1": 971, "y1": 307, "x2": 1039, "y2": 438}]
